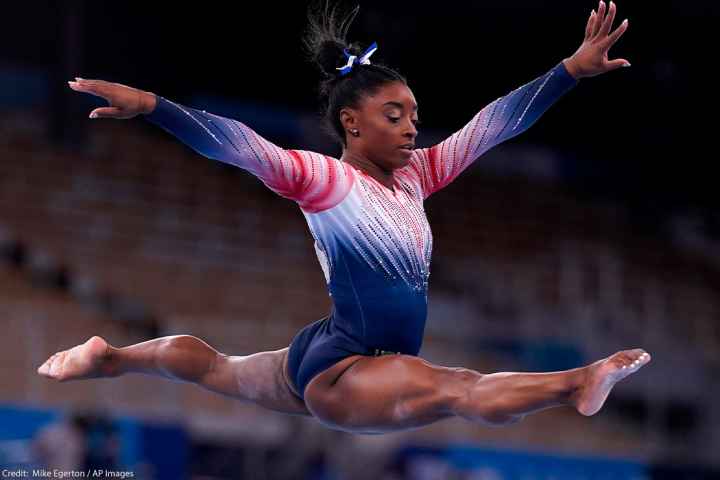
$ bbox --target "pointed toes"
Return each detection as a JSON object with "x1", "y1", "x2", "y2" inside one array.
[
  {"x1": 616, "y1": 350, "x2": 651, "y2": 372},
  {"x1": 628, "y1": 351, "x2": 651, "y2": 370},
  {"x1": 37, "y1": 354, "x2": 56, "y2": 377},
  {"x1": 38, "y1": 352, "x2": 64, "y2": 379}
]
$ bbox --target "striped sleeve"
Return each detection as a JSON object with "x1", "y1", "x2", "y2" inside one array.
[
  {"x1": 405, "y1": 62, "x2": 577, "y2": 199},
  {"x1": 145, "y1": 96, "x2": 353, "y2": 211}
]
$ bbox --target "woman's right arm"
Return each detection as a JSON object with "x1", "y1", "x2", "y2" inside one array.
[{"x1": 68, "y1": 79, "x2": 353, "y2": 210}]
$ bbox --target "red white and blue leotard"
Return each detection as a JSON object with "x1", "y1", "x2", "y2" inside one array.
[{"x1": 146, "y1": 62, "x2": 577, "y2": 398}]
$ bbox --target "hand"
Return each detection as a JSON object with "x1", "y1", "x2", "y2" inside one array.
[
  {"x1": 67, "y1": 78, "x2": 157, "y2": 119},
  {"x1": 563, "y1": 1, "x2": 630, "y2": 80}
]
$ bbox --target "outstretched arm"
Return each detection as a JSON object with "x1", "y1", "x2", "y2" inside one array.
[
  {"x1": 144, "y1": 94, "x2": 312, "y2": 199},
  {"x1": 406, "y1": 0, "x2": 630, "y2": 199},
  {"x1": 407, "y1": 62, "x2": 577, "y2": 199},
  {"x1": 67, "y1": 79, "x2": 352, "y2": 210}
]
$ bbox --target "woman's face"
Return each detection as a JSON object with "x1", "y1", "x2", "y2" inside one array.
[{"x1": 340, "y1": 81, "x2": 420, "y2": 172}]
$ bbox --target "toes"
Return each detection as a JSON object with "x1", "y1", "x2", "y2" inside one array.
[
  {"x1": 37, "y1": 360, "x2": 50, "y2": 376},
  {"x1": 44, "y1": 356, "x2": 56, "y2": 376},
  {"x1": 48, "y1": 352, "x2": 65, "y2": 378},
  {"x1": 618, "y1": 350, "x2": 651, "y2": 370},
  {"x1": 38, "y1": 355, "x2": 58, "y2": 377},
  {"x1": 38, "y1": 350, "x2": 74, "y2": 380},
  {"x1": 627, "y1": 351, "x2": 650, "y2": 369},
  {"x1": 632, "y1": 351, "x2": 650, "y2": 363}
]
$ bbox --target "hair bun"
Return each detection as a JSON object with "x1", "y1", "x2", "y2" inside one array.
[
  {"x1": 315, "y1": 40, "x2": 349, "y2": 78},
  {"x1": 303, "y1": 2, "x2": 363, "y2": 79}
]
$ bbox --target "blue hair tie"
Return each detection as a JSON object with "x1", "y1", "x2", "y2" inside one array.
[{"x1": 336, "y1": 42, "x2": 378, "y2": 76}]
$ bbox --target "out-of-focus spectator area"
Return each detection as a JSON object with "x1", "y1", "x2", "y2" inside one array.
[
  {"x1": 1, "y1": 0, "x2": 719, "y2": 468},
  {"x1": 1, "y1": 95, "x2": 719, "y2": 479}
]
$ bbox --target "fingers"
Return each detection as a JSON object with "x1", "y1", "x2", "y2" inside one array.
[
  {"x1": 68, "y1": 78, "x2": 124, "y2": 118},
  {"x1": 89, "y1": 106, "x2": 123, "y2": 119},
  {"x1": 598, "y1": 0, "x2": 617, "y2": 38},
  {"x1": 605, "y1": 58, "x2": 631, "y2": 71},
  {"x1": 585, "y1": 10, "x2": 596, "y2": 40},
  {"x1": 603, "y1": 18, "x2": 628, "y2": 51},
  {"x1": 67, "y1": 78, "x2": 112, "y2": 101},
  {"x1": 591, "y1": 0, "x2": 605, "y2": 37}
]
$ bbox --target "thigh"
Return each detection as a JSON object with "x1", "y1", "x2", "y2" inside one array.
[
  {"x1": 203, "y1": 347, "x2": 311, "y2": 417},
  {"x1": 304, "y1": 354, "x2": 474, "y2": 433}
]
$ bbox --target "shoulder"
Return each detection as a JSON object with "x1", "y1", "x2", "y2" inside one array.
[{"x1": 285, "y1": 151, "x2": 356, "y2": 212}]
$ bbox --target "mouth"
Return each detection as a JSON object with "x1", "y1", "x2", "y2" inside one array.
[{"x1": 398, "y1": 144, "x2": 415, "y2": 151}]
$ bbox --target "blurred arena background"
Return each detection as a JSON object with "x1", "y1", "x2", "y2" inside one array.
[{"x1": 1, "y1": 1, "x2": 718, "y2": 479}]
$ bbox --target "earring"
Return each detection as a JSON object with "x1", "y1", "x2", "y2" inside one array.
[{"x1": 349, "y1": 129, "x2": 359, "y2": 137}]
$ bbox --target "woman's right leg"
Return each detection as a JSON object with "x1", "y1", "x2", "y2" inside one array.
[
  {"x1": 303, "y1": 348, "x2": 651, "y2": 434},
  {"x1": 37, "y1": 335, "x2": 311, "y2": 416}
]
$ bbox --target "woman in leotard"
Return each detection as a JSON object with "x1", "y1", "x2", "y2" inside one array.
[{"x1": 39, "y1": 1, "x2": 650, "y2": 434}]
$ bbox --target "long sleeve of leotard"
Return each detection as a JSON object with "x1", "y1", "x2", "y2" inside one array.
[
  {"x1": 405, "y1": 61, "x2": 577, "y2": 199},
  {"x1": 145, "y1": 96, "x2": 353, "y2": 212}
]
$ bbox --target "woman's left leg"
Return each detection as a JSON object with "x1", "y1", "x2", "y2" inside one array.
[
  {"x1": 303, "y1": 349, "x2": 651, "y2": 434},
  {"x1": 38, "y1": 335, "x2": 310, "y2": 416}
]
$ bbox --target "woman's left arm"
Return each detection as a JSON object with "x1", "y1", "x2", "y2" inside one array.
[{"x1": 407, "y1": 1, "x2": 629, "y2": 199}]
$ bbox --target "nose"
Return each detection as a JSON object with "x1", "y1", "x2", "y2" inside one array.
[{"x1": 404, "y1": 120, "x2": 417, "y2": 139}]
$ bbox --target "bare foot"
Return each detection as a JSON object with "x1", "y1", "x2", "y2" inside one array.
[
  {"x1": 573, "y1": 349, "x2": 651, "y2": 416},
  {"x1": 37, "y1": 336, "x2": 114, "y2": 382}
]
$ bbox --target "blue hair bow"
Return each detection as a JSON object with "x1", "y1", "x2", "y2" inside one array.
[{"x1": 336, "y1": 42, "x2": 378, "y2": 76}]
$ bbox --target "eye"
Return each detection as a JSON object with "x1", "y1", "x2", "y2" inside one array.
[{"x1": 387, "y1": 116, "x2": 421, "y2": 127}]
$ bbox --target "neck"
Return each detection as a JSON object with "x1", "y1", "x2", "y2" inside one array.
[{"x1": 341, "y1": 149, "x2": 395, "y2": 190}]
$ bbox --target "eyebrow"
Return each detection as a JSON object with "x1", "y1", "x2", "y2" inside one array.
[{"x1": 382, "y1": 101, "x2": 418, "y2": 111}]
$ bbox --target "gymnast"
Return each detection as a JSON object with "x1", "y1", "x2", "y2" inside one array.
[{"x1": 39, "y1": 1, "x2": 650, "y2": 434}]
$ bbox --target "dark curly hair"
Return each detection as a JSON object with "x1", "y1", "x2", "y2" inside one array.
[{"x1": 303, "y1": 1, "x2": 407, "y2": 148}]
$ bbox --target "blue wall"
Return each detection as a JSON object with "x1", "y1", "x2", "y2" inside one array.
[{"x1": 0, "y1": 405, "x2": 188, "y2": 480}]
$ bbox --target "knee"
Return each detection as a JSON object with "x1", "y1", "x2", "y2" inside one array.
[
  {"x1": 160, "y1": 335, "x2": 219, "y2": 382},
  {"x1": 447, "y1": 367, "x2": 483, "y2": 407},
  {"x1": 163, "y1": 335, "x2": 218, "y2": 359},
  {"x1": 450, "y1": 369, "x2": 524, "y2": 427}
]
